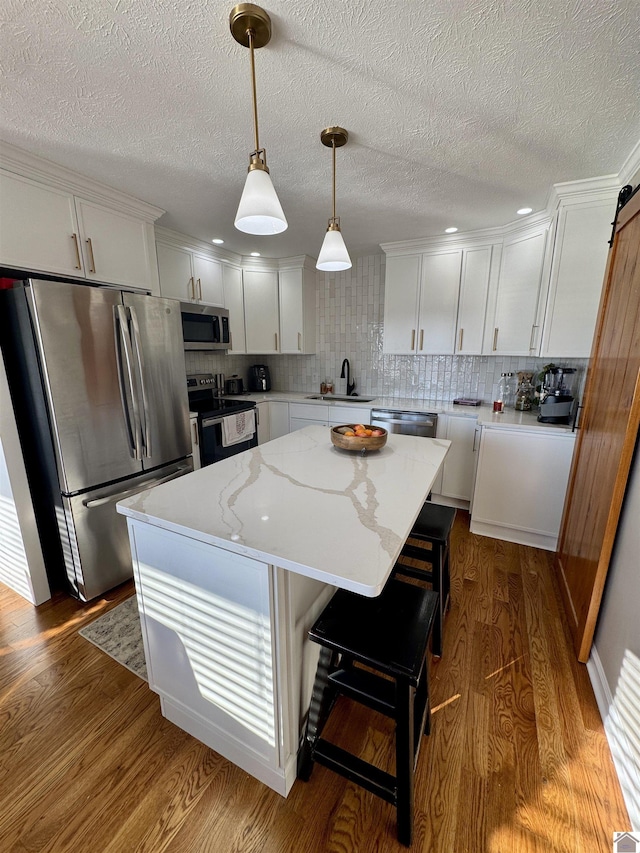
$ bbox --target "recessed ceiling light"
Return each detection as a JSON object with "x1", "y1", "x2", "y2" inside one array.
[
  {"x1": 212, "y1": 238, "x2": 224, "y2": 244},
  {"x1": 250, "y1": 252, "x2": 261, "y2": 257},
  {"x1": 517, "y1": 207, "x2": 533, "y2": 215},
  {"x1": 445, "y1": 227, "x2": 458, "y2": 233}
]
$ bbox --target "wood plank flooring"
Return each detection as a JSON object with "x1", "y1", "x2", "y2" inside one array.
[{"x1": 0, "y1": 513, "x2": 630, "y2": 852}]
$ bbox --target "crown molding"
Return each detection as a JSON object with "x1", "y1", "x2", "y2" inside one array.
[
  {"x1": 154, "y1": 226, "x2": 239, "y2": 265},
  {"x1": 277, "y1": 255, "x2": 316, "y2": 272},
  {"x1": 0, "y1": 140, "x2": 165, "y2": 222},
  {"x1": 546, "y1": 174, "x2": 620, "y2": 211},
  {"x1": 618, "y1": 137, "x2": 640, "y2": 186}
]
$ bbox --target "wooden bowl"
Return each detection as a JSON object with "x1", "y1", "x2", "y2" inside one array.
[{"x1": 330, "y1": 424, "x2": 388, "y2": 452}]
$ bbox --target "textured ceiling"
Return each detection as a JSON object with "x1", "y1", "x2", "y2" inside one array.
[{"x1": 2, "y1": 0, "x2": 639, "y2": 259}]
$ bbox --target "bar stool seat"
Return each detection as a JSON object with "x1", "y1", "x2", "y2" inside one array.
[
  {"x1": 393, "y1": 503, "x2": 456, "y2": 658},
  {"x1": 298, "y1": 579, "x2": 439, "y2": 847}
]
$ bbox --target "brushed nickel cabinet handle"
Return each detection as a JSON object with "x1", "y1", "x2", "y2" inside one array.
[
  {"x1": 529, "y1": 324, "x2": 539, "y2": 350},
  {"x1": 411, "y1": 329, "x2": 416, "y2": 350},
  {"x1": 197, "y1": 278, "x2": 202, "y2": 300},
  {"x1": 85, "y1": 237, "x2": 96, "y2": 273},
  {"x1": 189, "y1": 276, "x2": 195, "y2": 299},
  {"x1": 493, "y1": 327, "x2": 499, "y2": 351},
  {"x1": 419, "y1": 329, "x2": 424, "y2": 350},
  {"x1": 71, "y1": 233, "x2": 82, "y2": 269},
  {"x1": 298, "y1": 332, "x2": 302, "y2": 351},
  {"x1": 459, "y1": 328, "x2": 464, "y2": 350},
  {"x1": 192, "y1": 421, "x2": 199, "y2": 445}
]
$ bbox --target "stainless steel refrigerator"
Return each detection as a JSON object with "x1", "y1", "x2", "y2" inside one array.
[{"x1": 0, "y1": 278, "x2": 193, "y2": 600}]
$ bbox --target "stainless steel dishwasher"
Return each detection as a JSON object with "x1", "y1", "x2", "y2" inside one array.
[{"x1": 370, "y1": 409, "x2": 438, "y2": 437}]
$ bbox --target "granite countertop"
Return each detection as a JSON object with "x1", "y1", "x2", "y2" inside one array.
[
  {"x1": 117, "y1": 426, "x2": 450, "y2": 596},
  {"x1": 221, "y1": 391, "x2": 573, "y2": 433}
]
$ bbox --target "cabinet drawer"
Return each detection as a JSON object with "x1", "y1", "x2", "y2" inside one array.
[
  {"x1": 329, "y1": 406, "x2": 372, "y2": 424},
  {"x1": 289, "y1": 404, "x2": 329, "y2": 421}
]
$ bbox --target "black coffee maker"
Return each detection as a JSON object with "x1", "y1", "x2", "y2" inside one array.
[{"x1": 248, "y1": 364, "x2": 271, "y2": 392}]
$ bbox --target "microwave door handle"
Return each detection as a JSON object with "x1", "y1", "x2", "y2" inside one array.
[
  {"x1": 128, "y1": 306, "x2": 152, "y2": 458},
  {"x1": 115, "y1": 305, "x2": 143, "y2": 459}
]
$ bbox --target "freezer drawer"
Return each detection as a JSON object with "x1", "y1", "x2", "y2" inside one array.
[{"x1": 60, "y1": 461, "x2": 193, "y2": 600}]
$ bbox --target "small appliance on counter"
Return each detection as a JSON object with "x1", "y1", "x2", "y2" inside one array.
[
  {"x1": 225, "y1": 375, "x2": 244, "y2": 394},
  {"x1": 248, "y1": 364, "x2": 271, "y2": 392},
  {"x1": 537, "y1": 367, "x2": 577, "y2": 424}
]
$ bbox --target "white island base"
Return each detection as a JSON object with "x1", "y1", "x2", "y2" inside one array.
[
  {"x1": 127, "y1": 518, "x2": 333, "y2": 796},
  {"x1": 118, "y1": 426, "x2": 450, "y2": 797}
]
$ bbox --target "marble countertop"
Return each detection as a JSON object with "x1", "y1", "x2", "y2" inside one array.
[
  {"x1": 117, "y1": 426, "x2": 450, "y2": 596},
  {"x1": 220, "y1": 391, "x2": 573, "y2": 432}
]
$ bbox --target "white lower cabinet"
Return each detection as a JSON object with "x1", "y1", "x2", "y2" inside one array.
[
  {"x1": 470, "y1": 425, "x2": 576, "y2": 550},
  {"x1": 289, "y1": 403, "x2": 372, "y2": 434},
  {"x1": 269, "y1": 402, "x2": 290, "y2": 440},
  {"x1": 256, "y1": 402, "x2": 270, "y2": 445},
  {"x1": 431, "y1": 414, "x2": 478, "y2": 506}
]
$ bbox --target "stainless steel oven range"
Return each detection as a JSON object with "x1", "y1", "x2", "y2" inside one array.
[{"x1": 187, "y1": 373, "x2": 258, "y2": 466}]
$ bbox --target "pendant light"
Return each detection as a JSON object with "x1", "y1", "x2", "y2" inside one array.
[
  {"x1": 316, "y1": 126, "x2": 352, "y2": 271},
  {"x1": 229, "y1": 4, "x2": 287, "y2": 235}
]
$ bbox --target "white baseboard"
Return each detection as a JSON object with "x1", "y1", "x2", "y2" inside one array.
[{"x1": 587, "y1": 645, "x2": 640, "y2": 830}]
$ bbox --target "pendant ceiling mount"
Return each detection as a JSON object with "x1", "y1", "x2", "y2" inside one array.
[
  {"x1": 320, "y1": 127, "x2": 349, "y2": 149},
  {"x1": 229, "y1": 3, "x2": 272, "y2": 49}
]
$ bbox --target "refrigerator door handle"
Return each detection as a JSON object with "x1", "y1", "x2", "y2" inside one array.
[
  {"x1": 81, "y1": 462, "x2": 192, "y2": 508},
  {"x1": 114, "y1": 305, "x2": 143, "y2": 459},
  {"x1": 128, "y1": 305, "x2": 152, "y2": 458}
]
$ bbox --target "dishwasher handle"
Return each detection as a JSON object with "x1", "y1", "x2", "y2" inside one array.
[{"x1": 373, "y1": 415, "x2": 436, "y2": 427}]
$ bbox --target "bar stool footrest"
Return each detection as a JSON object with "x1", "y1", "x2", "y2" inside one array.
[
  {"x1": 328, "y1": 668, "x2": 396, "y2": 717},
  {"x1": 313, "y1": 738, "x2": 396, "y2": 805}
]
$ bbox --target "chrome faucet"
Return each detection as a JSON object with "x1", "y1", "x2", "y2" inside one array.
[{"x1": 340, "y1": 358, "x2": 356, "y2": 396}]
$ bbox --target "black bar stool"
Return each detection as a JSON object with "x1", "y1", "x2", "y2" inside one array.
[
  {"x1": 298, "y1": 579, "x2": 439, "y2": 847},
  {"x1": 393, "y1": 503, "x2": 456, "y2": 658}
]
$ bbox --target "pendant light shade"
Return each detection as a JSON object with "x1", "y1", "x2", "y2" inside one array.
[
  {"x1": 317, "y1": 228, "x2": 351, "y2": 271},
  {"x1": 230, "y1": 4, "x2": 287, "y2": 236},
  {"x1": 316, "y1": 126, "x2": 351, "y2": 271},
  {"x1": 235, "y1": 165, "x2": 287, "y2": 234}
]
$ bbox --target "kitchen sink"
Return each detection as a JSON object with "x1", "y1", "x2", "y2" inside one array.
[{"x1": 305, "y1": 394, "x2": 376, "y2": 402}]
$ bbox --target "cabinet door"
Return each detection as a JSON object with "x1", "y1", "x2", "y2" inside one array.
[
  {"x1": 256, "y1": 402, "x2": 270, "y2": 445},
  {"x1": 269, "y1": 402, "x2": 289, "y2": 439},
  {"x1": 222, "y1": 264, "x2": 246, "y2": 353},
  {"x1": 382, "y1": 255, "x2": 421, "y2": 354},
  {"x1": 75, "y1": 199, "x2": 154, "y2": 289},
  {"x1": 440, "y1": 416, "x2": 477, "y2": 500},
  {"x1": 417, "y1": 251, "x2": 462, "y2": 354},
  {"x1": 279, "y1": 268, "x2": 304, "y2": 353},
  {"x1": 456, "y1": 247, "x2": 492, "y2": 354},
  {"x1": 489, "y1": 228, "x2": 548, "y2": 355},
  {"x1": 156, "y1": 242, "x2": 195, "y2": 301},
  {"x1": 0, "y1": 170, "x2": 82, "y2": 276},
  {"x1": 192, "y1": 254, "x2": 224, "y2": 306},
  {"x1": 290, "y1": 417, "x2": 328, "y2": 432},
  {"x1": 540, "y1": 200, "x2": 614, "y2": 358},
  {"x1": 471, "y1": 427, "x2": 575, "y2": 548},
  {"x1": 244, "y1": 270, "x2": 280, "y2": 353}
]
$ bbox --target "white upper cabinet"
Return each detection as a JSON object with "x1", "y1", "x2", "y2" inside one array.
[
  {"x1": 418, "y1": 251, "x2": 463, "y2": 354},
  {"x1": 156, "y1": 239, "x2": 224, "y2": 306},
  {"x1": 484, "y1": 224, "x2": 550, "y2": 355},
  {"x1": 243, "y1": 269, "x2": 280, "y2": 354},
  {"x1": 455, "y1": 246, "x2": 493, "y2": 354},
  {"x1": 382, "y1": 254, "x2": 422, "y2": 354},
  {"x1": 0, "y1": 145, "x2": 162, "y2": 292},
  {"x1": 539, "y1": 194, "x2": 616, "y2": 358},
  {"x1": 0, "y1": 170, "x2": 160, "y2": 291},
  {"x1": 278, "y1": 259, "x2": 316, "y2": 354},
  {"x1": 222, "y1": 264, "x2": 246, "y2": 353}
]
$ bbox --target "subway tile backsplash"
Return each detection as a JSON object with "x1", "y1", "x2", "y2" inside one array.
[{"x1": 186, "y1": 254, "x2": 588, "y2": 402}]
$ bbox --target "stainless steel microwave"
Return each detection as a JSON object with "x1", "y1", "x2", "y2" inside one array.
[{"x1": 180, "y1": 303, "x2": 230, "y2": 350}]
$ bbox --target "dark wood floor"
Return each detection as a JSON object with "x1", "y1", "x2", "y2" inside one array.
[{"x1": 0, "y1": 513, "x2": 630, "y2": 852}]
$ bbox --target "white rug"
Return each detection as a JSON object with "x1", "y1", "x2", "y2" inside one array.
[{"x1": 79, "y1": 595, "x2": 147, "y2": 681}]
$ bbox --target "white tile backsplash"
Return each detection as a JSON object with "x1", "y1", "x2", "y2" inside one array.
[{"x1": 186, "y1": 253, "x2": 588, "y2": 403}]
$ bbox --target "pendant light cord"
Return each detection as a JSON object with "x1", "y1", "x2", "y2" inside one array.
[
  {"x1": 332, "y1": 140, "x2": 336, "y2": 223},
  {"x1": 247, "y1": 28, "x2": 260, "y2": 154}
]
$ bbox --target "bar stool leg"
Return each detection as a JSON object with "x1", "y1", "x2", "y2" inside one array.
[
  {"x1": 297, "y1": 646, "x2": 340, "y2": 781},
  {"x1": 395, "y1": 676, "x2": 415, "y2": 847}
]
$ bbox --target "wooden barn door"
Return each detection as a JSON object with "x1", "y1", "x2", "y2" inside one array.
[{"x1": 556, "y1": 188, "x2": 640, "y2": 662}]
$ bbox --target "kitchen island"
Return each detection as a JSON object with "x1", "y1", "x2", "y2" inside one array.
[{"x1": 117, "y1": 426, "x2": 449, "y2": 796}]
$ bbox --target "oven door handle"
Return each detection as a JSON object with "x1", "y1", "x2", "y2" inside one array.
[{"x1": 201, "y1": 416, "x2": 226, "y2": 428}]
